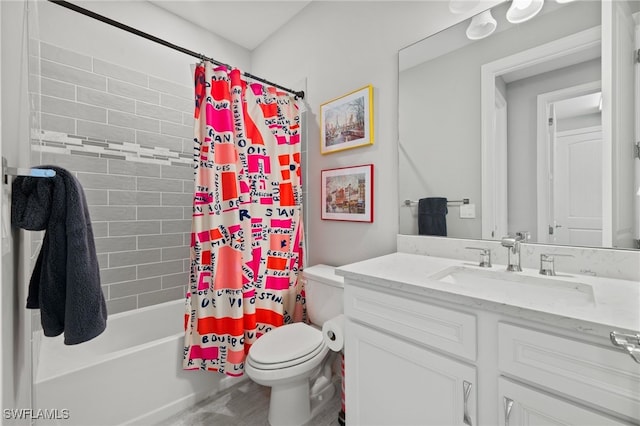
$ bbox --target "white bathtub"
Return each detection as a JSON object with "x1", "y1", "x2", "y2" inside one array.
[{"x1": 33, "y1": 299, "x2": 243, "y2": 426}]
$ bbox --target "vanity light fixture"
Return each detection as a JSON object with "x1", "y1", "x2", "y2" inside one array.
[
  {"x1": 506, "y1": 0, "x2": 544, "y2": 24},
  {"x1": 466, "y1": 10, "x2": 497, "y2": 40}
]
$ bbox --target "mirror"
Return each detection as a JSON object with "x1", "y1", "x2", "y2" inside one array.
[{"x1": 399, "y1": 0, "x2": 640, "y2": 250}]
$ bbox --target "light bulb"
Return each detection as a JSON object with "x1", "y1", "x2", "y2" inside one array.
[
  {"x1": 466, "y1": 10, "x2": 497, "y2": 40},
  {"x1": 506, "y1": 0, "x2": 544, "y2": 24}
]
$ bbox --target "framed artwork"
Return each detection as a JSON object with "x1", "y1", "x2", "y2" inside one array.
[
  {"x1": 321, "y1": 164, "x2": 374, "y2": 222},
  {"x1": 320, "y1": 85, "x2": 373, "y2": 154}
]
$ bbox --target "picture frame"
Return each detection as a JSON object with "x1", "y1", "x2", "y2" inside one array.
[
  {"x1": 321, "y1": 164, "x2": 374, "y2": 222},
  {"x1": 320, "y1": 85, "x2": 373, "y2": 154}
]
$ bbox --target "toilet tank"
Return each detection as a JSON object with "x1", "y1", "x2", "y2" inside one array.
[{"x1": 302, "y1": 264, "x2": 344, "y2": 326}]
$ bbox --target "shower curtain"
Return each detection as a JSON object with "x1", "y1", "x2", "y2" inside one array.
[{"x1": 183, "y1": 62, "x2": 305, "y2": 376}]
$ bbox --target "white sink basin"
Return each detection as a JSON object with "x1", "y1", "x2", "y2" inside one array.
[{"x1": 428, "y1": 266, "x2": 595, "y2": 306}]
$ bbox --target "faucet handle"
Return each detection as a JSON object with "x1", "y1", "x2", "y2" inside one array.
[
  {"x1": 465, "y1": 247, "x2": 492, "y2": 268},
  {"x1": 539, "y1": 253, "x2": 573, "y2": 276},
  {"x1": 501, "y1": 234, "x2": 523, "y2": 247}
]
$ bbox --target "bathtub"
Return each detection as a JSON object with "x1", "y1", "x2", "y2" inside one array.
[{"x1": 32, "y1": 299, "x2": 243, "y2": 426}]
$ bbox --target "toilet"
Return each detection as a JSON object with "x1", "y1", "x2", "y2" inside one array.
[{"x1": 245, "y1": 264, "x2": 344, "y2": 426}]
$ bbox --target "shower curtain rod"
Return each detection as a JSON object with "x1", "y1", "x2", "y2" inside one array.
[{"x1": 47, "y1": 0, "x2": 305, "y2": 100}]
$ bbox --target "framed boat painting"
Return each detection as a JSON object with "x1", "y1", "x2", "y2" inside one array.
[{"x1": 320, "y1": 85, "x2": 373, "y2": 154}]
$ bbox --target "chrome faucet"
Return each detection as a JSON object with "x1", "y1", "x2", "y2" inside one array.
[
  {"x1": 539, "y1": 254, "x2": 556, "y2": 276},
  {"x1": 539, "y1": 253, "x2": 574, "y2": 276},
  {"x1": 501, "y1": 235, "x2": 523, "y2": 272},
  {"x1": 465, "y1": 247, "x2": 492, "y2": 268}
]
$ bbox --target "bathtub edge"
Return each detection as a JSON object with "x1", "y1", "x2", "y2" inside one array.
[{"x1": 121, "y1": 375, "x2": 248, "y2": 426}]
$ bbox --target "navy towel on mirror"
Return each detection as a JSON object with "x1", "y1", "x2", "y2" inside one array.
[{"x1": 418, "y1": 197, "x2": 448, "y2": 236}]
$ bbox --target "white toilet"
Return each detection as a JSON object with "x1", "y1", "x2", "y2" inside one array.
[{"x1": 245, "y1": 264, "x2": 344, "y2": 426}]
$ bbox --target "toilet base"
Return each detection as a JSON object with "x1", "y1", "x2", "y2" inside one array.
[
  {"x1": 268, "y1": 378, "x2": 312, "y2": 426},
  {"x1": 267, "y1": 377, "x2": 336, "y2": 426}
]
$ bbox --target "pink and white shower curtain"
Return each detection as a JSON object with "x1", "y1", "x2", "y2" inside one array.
[{"x1": 183, "y1": 62, "x2": 305, "y2": 376}]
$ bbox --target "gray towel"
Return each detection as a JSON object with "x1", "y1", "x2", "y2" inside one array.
[{"x1": 12, "y1": 166, "x2": 107, "y2": 345}]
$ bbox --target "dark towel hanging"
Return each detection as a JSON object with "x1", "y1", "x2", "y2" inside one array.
[
  {"x1": 418, "y1": 197, "x2": 448, "y2": 236},
  {"x1": 11, "y1": 165, "x2": 107, "y2": 345}
]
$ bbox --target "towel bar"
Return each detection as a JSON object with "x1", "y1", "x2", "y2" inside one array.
[{"x1": 403, "y1": 198, "x2": 469, "y2": 207}]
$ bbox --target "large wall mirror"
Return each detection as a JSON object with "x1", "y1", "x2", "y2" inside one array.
[{"x1": 399, "y1": 0, "x2": 640, "y2": 250}]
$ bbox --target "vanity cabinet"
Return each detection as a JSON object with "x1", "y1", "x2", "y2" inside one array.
[
  {"x1": 344, "y1": 282, "x2": 640, "y2": 426},
  {"x1": 348, "y1": 322, "x2": 476, "y2": 426},
  {"x1": 345, "y1": 285, "x2": 477, "y2": 426}
]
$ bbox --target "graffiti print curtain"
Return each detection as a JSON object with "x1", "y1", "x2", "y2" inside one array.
[{"x1": 183, "y1": 62, "x2": 305, "y2": 376}]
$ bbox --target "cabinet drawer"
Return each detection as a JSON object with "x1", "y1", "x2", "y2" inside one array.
[
  {"x1": 498, "y1": 377, "x2": 629, "y2": 426},
  {"x1": 498, "y1": 323, "x2": 640, "y2": 422},
  {"x1": 345, "y1": 285, "x2": 476, "y2": 361}
]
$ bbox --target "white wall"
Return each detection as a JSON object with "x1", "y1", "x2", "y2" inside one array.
[{"x1": 251, "y1": 0, "x2": 503, "y2": 267}]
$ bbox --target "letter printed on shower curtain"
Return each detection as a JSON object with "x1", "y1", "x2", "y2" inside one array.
[{"x1": 183, "y1": 62, "x2": 305, "y2": 376}]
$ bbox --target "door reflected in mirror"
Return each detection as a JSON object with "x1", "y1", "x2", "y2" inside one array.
[
  {"x1": 398, "y1": 0, "x2": 639, "y2": 250},
  {"x1": 545, "y1": 90, "x2": 603, "y2": 247}
]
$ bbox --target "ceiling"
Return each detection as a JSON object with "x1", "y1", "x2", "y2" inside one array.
[{"x1": 148, "y1": 1, "x2": 313, "y2": 50}]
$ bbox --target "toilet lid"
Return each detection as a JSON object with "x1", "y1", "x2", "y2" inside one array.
[
  {"x1": 248, "y1": 341, "x2": 326, "y2": 370},
  {"x1": 249, "y1": 323, "x2": 324, "y2": 368}
]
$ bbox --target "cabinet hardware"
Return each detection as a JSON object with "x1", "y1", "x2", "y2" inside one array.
[
  {"x1": 610, "y1": 331, "x2": 640, "y2": 364},
  {"x1": 463, "y1": 380, "x2": 473, "y2": 426},
  {"x1": 503, "y1": 397, "x2": 514, "y2": 426}
]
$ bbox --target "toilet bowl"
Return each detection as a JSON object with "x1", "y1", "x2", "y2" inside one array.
[
  {"x1": 245, "y1": 265, "x2": 344, "y2": 426},
  {"x1": 245, "y1": 323, "x2": 332, "y2": 426}
]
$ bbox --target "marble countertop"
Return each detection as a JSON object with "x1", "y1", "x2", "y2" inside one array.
[{"x1": 336, "y1": 252, "x2": 640, "y2": 337}]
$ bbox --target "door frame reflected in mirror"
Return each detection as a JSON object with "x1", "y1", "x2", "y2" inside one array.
[
  {"x1": 535, "y1": 81, "x2": 603, "y2": 246},
  {"x1": 480, "y1": 27, "x2": 604, "y2": 241}
]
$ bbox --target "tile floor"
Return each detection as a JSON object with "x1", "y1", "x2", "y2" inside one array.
[{"x1": 158, "y1": 378, "x2": 342, "y2": 426}]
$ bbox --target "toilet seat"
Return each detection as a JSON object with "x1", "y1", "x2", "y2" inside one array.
[{"x1": 248, "y1": 323, "x2": 325, "y2": 370}]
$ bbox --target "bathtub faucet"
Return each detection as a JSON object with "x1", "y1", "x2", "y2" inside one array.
[{"x1": 501, "y1": 235, "x2": 523, "y2": 272}]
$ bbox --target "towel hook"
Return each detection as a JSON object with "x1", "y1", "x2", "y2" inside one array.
[{"x1": 3, "y1": 157, "x2": 56, "y2": 184}]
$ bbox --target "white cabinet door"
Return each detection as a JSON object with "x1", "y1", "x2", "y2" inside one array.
[
  {"x1": 345, "y1": 320, "x2": 476, "y2": 426},
  {"x1": 498, "y1": 378, "x2": 630, "y2": 426}
]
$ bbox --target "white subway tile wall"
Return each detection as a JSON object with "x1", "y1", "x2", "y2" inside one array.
[{"x1": 30, "y1": 41, "x2": 194, "y2": 316}]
